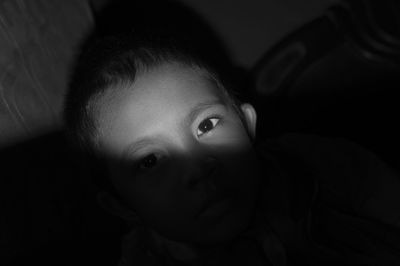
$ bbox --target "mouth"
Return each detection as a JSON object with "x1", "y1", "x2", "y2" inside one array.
[{"x1": 196, "y1": 196, "x2": 234, "y2": 220}]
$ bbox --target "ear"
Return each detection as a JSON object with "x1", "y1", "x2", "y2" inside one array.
[
  {"x1": 96, "y1": 191, "x2": 139, "y2": 222},
  {"x1": 240, "y1": 103, "x2": 257, "y2": 139}
]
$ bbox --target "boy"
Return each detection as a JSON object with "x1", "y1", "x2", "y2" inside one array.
[{"x1": 64, "y1": 33, "x2": 400, "y2": 265}]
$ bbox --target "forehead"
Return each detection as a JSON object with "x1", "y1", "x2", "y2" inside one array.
[{"x1": 94, "y1": 62, "x2": 228, "y2": 154}]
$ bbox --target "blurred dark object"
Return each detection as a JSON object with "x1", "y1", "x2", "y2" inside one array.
[
  {"x1": 252, "y1": 0, "x2": 400, "y2": 169},
  {"x1": 0, "y1": 0, "x2": 92, "y2": 148}
]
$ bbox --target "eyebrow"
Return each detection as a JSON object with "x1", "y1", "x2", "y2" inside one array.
[
  {"x1": 185, "y1": 99, "x2": 227, "y2": 126},
  {"x1": 122, "y1": 99, "x2": 226, "y2": 159},
  {"x1": 122, "y1": 137, "x2": 157, "y2": 160}
]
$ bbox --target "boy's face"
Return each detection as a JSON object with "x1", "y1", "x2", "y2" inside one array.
[{"x1": 95, "y1": 62, "x2": 261, "y2": 245}]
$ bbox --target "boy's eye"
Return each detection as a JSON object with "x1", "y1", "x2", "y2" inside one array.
[
  {"x1": 139, "y1": 153, "x2": 159, "y2": 170},
  {"x1": 197, "y1": 117, "x2": 220, "y2": 137}
]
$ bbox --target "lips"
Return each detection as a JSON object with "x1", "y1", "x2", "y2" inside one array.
[{"x1": 197, "y1": 195, "x2": 233, "y2": 219}]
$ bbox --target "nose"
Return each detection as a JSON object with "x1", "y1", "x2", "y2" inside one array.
[{"x1": 183, "y1": 154, "x2": 220, "y2": 191}]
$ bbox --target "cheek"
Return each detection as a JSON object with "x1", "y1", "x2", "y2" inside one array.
[
  {"x1": 216, "y1": 141, "x2": 260, "y2": 196},
  {"x1": 214, "y1": 124, "x2": 255, "y2": 169},
  {"x1": 215, "y1": 119, "x2": 252, "y2": 147},
  {"x1": 224, "y1": 152, "x2": 259, "y2": 188},
  {"x1": 131, "y1": 185, "x2": 201, "y2": 241},
  {"x1": 116, "y1": 170, "x2": 197, "y2": 228}
]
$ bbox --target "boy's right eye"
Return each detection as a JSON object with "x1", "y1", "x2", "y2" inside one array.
[{"x1": 139, "y1": 153, "x2": 159, "y2": 170}]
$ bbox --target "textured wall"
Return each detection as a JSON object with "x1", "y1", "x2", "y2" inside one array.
[
  {"x1": 179, "y1": 0, "x2": 339, "y2": 68},
  {"x1": 0, "y1": 0, "x2": 93, "y2": 147}
]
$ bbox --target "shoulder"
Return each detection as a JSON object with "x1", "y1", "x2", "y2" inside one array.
[
  {"x1": 259, "y1": 133, "x2": 370, "y2": 159},
  {"x1": 258, "y1": 133, "x2": 394, "y2": 184},
  {"x1": 257, "y1": 133, "x2": 378, "y2": 188},
  {"x1": 258, "y1": 133, "x2": 400, "y2": 226}
]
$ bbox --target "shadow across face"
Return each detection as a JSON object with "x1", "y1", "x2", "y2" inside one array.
[{"x1": 101, "y1": 140, "x2": 262, "y2": 246}]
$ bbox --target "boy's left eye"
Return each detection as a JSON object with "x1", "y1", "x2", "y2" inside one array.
[{"x1": 197, "y1": 117, "x2": 220, "y2": 137}]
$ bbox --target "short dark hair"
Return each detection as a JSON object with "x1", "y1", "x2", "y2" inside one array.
[{"x1": 64, "y1": 32, "x2": 243, "y2": 153}]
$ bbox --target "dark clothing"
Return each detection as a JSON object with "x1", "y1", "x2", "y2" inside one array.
[{"x1": 259, "y1": 134, "x2": 400, "y2": 265}]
